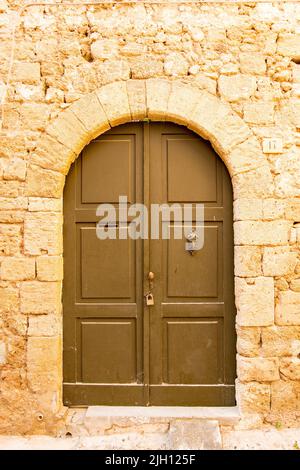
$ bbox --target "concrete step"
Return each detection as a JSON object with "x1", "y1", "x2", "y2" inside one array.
[{"x1": 65, "y1": 406, "x2": 241, "y2": 449}]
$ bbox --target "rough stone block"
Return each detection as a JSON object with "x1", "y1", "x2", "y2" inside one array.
[
  {"x1": 27, "y1": 336, "x2": 61, "y2": 393},
  {"x1": 1, "y1": 257, "x2": 35, "y2": 281},
  {"x1": 218, "y1": 74, "x2": 257, "y2": 102},
  {"x1": 36, "y1": 256, "x2": 63, "y2": 281},
  {"x1": 261, "y1": 326, "x2": 300, "y2": 357},
  {"x1": 262, "y1": 247, "x2": 297, "y2": 276},
  {"x1": 20, "y1": 281, "x2": 61, "y2": 314},
  {"x1": 227, "y1": 137, "x2": 264, "y2": 176},
  {"x1": 146, "y1": 78, "x2": 171, "y2": 120},
  {"x1": 234, "y1": 220, "x2": 290, "y2": 245},
  {"x1": 12, "y1": 62, "x2": 40, "y2": 84},
  {"x1": 237, "y1": 356, "x2": 280, "y2": 382},
  {"x1": 3, "y1": 158, "x2": 26, "y2": 181},
  {"x1": 244, "y1": 102, "x2": 275, "y2": 125},
  {"x1": 233, "y1": 199, "x2": 263, "y2": 221},
  {"x1": 31, "y1": 134, "x2": 76, "y2": 175},
  {"x1": 277, "y1": 33, "x2": 300, "y2": 60},
  {"x1": 236, "y1": 277, "x2": 274, "y2": 326},
  {"x1": 232, "y1": 166, "x2": 274, "y2": 198},
  {"x1": 28, "y1": 314, "x2": 61, "y2": 337},
  {"x1": 271, "y1": 380, "x2": 300, "y2": 412},
  {"x1": 237, "y1": 381, "x2": 271, "y2": 413},
  {"x1": 236, "y1": 326, "x2": 261, "y2": 357},
  {"x1": 279, "y1": 358, "x2": 300, "y2": 381},
  {"x1": 239, "y1": 52, "x2": 267, "y2": 75},
  {"x1": 24, "y1": 212, "x2": 62, "y2": 255},
  {"x1": 275, "y1": 291, "x2": 300, "y2": 325},
  {"x1": 126, "y1": 80, "x2": 146, "y2": 120},
  {"x1": 0, "y1": 224, "x2": 22, "y2": 255},
  {"x1": 70, "y1": 92, "x2": 110, "y2": 140},
  {"x1": 0, "y1": 340, "x2": 6, "y2": 365},
  {"x1": 46, "y1": 108, "x2": 90, "y2": 155},
  {"x1": 0, "y1": 286, "x2": 19, "y2": 312},
  {"x1": 167, "y1": 82, "x2": 202, "y2": 126},
  {"x1": 28, "y1": 197, "x2": 62, "y2": 212},
  {"x1": 234, "y1": 246, "x2": 262, "y2": 277},
  {"x1": 96, "y1": 81, "x2": 131, "y2": 126},
  {"x1": 26, "y1": 165, "x2": 65, "y2": 198}
]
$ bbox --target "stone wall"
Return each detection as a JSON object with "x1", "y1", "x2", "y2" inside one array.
[{"x1": 0, "y1": 0, "x2": 300, "y2": 435}]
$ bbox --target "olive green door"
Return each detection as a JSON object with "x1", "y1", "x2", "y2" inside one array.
[{"x1": 63, "y1": 122, "x2": 236, "y2": 406}]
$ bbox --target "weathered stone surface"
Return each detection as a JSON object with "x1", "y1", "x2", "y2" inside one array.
[
  {"x1": 28, "y1": 198, "x2": 62, "y2": 212},
  {"x1": 24, "y1": 212, "x2": 62, "y2": 255},
  {"x1": 96, "y1": 81, "x2": 130, "y2": 126},
  {"x1": 237, "y1": 356, "x2": 279, "y2": 382},
  {"x1": 262, "y1": 247, "x2": 297, "y2": 277},
  {"x1": 0, "y1": 224, "x2": 22, "y2": 255},
  {"x1": 70, "y1": 92, "x2": 110, "y2": 140},
  {"x1": 236, "y1": 277, "x2": 274, "y2": 326},
  {"x1": 167, "y1": 82, "x2": 202, "y2": 126},
  {"x1": 3, "y1": 158, "x2": 26, "y2": 181},
  {"x1": 36, "y1": 256, "x2": 63, "y2": 282},
  {"x1": 46, "y1": 108, "x2": 89, "y2": 155},
  {"x1": 126, "y1": 80, "x2": 146, "y2": 120},
  {"x1": 261, "y1": 326, "x2": 300, "y2": 357},
  {"x1": 234, "y1": 220, "x2": 290, "y2": 245},
  {"x1": 146, "y1": 79, "x2": 171, "y2": 120},
  {"x1": 12, "y1": 62, "x2": 40, "y2": 84},
  {"x1": 27, "y1": 337, "x2": 61, "y2": 393},
  {"x1": 0, "y1": 340, "x2": 6, "y2": 365},
  {"x1": 244, "y1": 102, "x2": 275, "y2": 125},
  {"x1": 31, "y1": 134, "x2": 76, "y2": 175},
  {"x1": 28, "y1": 315, "x2": 61, "y2": 337},
  {"x1": 168, "y1": 420, "x2": 222, "y2": 450},
  {"x1": 233, "y1": 199, "x2": 263, "y2": 221},
  {"x1": 164, "y1": 52, "x2": 189, "y2": 77},
  {"x1": 239, "y1": 53, "x2": 266, "y2": 75},
  {"x1": 236, "y1": 326, "x2": 261, "y2": 357},
  {"x1": 271, "y1": 380, "x2": 300, "y2": 412},
  {"x1": 1, "y1": 257, "x2": 35, "y2": 281},
  {"x1": 279, "y1": 358, "x2": 300, "y2": 381},
  {"x1": 275, "y1": 291, "x2": 300, "y2": 326},
  {"x1": 0, "y1": 286, "x2": 19, "y2": 312},
  {"x1": 234, "y1": 246, "x2": 262, "y2": 277},
  {"x1": 227, "y1": 137, "x2": 264, "y2": 176},
  {"x1": 26, "y1": 165, "x2": 65, "y2": 198},
  {"x1": 20, "y1": 281, "x2": 61, "y2": 314},
  {"x1": 237, "y1": 381, "x2": 271, "y2": 413},
  {"x1": 277, "y1": 34, "x2": 300, "y2": 60},
  {"x1": 218, "y1": 74, "x2": 256, "y2": 102},
  {"x1": 232, "y1": 166, "x2": 274, "y2": 198}
]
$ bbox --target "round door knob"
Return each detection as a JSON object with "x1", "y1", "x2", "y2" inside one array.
[{"x1": 148, "y1": 271, "x2": 155, "y2": 281}]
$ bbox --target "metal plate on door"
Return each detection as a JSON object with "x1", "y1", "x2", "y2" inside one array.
[{"x1": 146, "y1": 293, "x2": 154, "y2": 306}]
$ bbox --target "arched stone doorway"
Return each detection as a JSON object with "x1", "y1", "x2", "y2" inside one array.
[
  {"x1": 63, "y1": 121, "x2": 236, "y2": 406},
  {"x1": 25, "y1": 78, "x2": 275, "y2": 421}
]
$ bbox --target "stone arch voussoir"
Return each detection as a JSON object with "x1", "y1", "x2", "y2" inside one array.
[{"x1": 28, "y1": 79, "x2": 270, "y2": 199}]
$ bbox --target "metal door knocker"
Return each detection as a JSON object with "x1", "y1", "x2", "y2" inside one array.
[{"x1": 185, "y1": 229, "x2": 199, "y2": 256}]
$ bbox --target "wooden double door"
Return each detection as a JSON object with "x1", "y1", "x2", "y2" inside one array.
[{"x1": 63, "y1": 122, "x2": 236, "y2": 406}]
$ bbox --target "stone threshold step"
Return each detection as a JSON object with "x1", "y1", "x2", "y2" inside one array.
[{"x1": 83, "y1": 406, "x2": 241, "y2": 425}]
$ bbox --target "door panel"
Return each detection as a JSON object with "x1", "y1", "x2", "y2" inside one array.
[
  {"x1": 148, "y1": 123, "x2": 235, "y2": 405},
  {"x1": 63, "y1": 121, "x2": 236, "y2": 406}
]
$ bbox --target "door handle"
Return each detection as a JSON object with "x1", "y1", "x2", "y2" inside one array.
[{"x1": 148, "y1": 272, "x2": 155, "y2": 281}]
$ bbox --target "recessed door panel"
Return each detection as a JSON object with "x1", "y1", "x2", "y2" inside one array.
[
  {"x1": 166, "y1": 138, "x2": 218, "y2": 203},
  {"x1": 81, "y1": 138, "x2": 135, "y2": 204},
  {"x1": 164, "y1": 319, "x2": 222, "y2": 384},
  {"x1": 80, "y1": 226, "x2": 133, "y2": 300},
  {"x1": 80, "y1": 319, "x2": 136, "y2": 383},
  {"x1": 166, "y1": 224, "x2": 219, "y2": 299}
]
